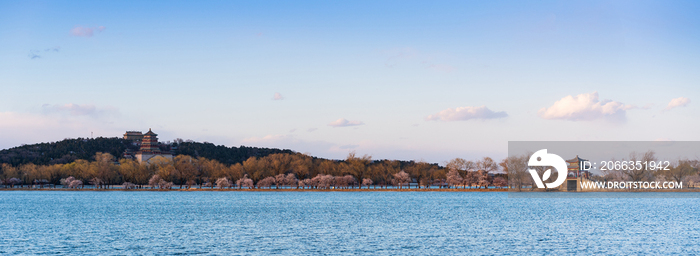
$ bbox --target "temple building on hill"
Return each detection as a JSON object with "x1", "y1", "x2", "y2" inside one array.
[
  {"x1": 135, "y1": 128, "x2": 173, "y2": 163},
  {"x1": 123, "y1": 131, "x2": 144, "y2": 141}
]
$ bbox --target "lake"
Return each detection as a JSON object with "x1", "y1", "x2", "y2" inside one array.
[{"x1": 1, "y1": 191, "x2": 699, "y2": 255}]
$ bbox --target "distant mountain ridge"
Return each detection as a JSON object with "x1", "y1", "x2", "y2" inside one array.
[{"x1": 0, "y1": 137, "x2": 295, "y2": 166}]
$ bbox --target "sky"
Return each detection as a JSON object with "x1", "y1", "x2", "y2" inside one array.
[{"x1": 1, "y1": 0, "x2": 699, "y2": 164}]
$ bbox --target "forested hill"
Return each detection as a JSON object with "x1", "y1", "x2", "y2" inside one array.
[
  {"x1": 0, "y1": 138, "x2": 132, "y2": 166},
  {"x1": 0, "y1": 137, "x2": 295, "y2": 166},
  {"x1": 175, "y1": 141, "x2": 295, "y2": 165}
]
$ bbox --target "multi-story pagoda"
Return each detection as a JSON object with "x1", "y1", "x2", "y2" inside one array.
[
  {"x1": 562, "y1": 155, "x2": 591, "y2": 191},
  {"x1": 135, "y1": 128, "x2": 172, "y2": 163},
  {"x1": 566, "y1": 155, "x2": 590, "y2": 179}
]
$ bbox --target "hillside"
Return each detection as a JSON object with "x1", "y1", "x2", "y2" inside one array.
[
  {"x1": 175, "y1": 141, "x2": 295, "y2": 165},
  {"x1": 0, "y1": 137, "x2": 295, "y2": 166}
]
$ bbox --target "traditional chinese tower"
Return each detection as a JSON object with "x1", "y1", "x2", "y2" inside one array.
[
  {"x1": 139, "y1": 129, "x2": 161, "y2": 153},
  {"x1": 135, "y1": 128, "x2": 172, "y2": 163},
  {"x1": 563, "y1": 155, "x2": 590, "y2": 191}
]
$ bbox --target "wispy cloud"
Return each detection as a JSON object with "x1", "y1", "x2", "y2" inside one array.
[
  {"x1": 70, "y1": 26, "x2": 106, "y2": 37},
  {"x1": 426, "y1": 106, "x2": 507, "y2": 121},
  {"x1": 28, "y1": 51, "x2": 41, "y2": 59},
  {"x1": 307, "y1": 128, "x2": 318, "y2": 132},
  {"x1": 273, "y1": 92, "x2": 284, "y2": 100},
  {"x1": 664, "y1": 97, "x2": 690, "y2": 111},
  {"x1": 538, "y1": 92, "x2": 634, "y2": 121},
  {"x1": 42, "y1": 103, "x2": 119, "y2": 118},
  {"x1": 28, "y1": 47, "x2": 60, "y2": 60},
  {"x1": 328, "y1": 118, "x2": 364, "y2": 127}
]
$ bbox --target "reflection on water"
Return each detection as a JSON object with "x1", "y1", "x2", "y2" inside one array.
[{"x1": 1, "y1": 191, "x2": 698, "y2": 255}]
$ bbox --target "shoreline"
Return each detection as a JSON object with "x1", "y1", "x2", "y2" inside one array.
[
  {"x1": 0, "y1": 188, "x2": 509, "y2": 192},
  {"x1": 1, "y1": 188, "x2": 698, "y2": 192}
]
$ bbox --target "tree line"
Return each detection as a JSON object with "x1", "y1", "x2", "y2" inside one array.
[
  {"x1": 505, "y1": 151, "x2": 700, "y2": 190},
  {"x1": 0, "y1": 152, "x2": 507, "y2": 190},
  {"x1": 0, "y1": 137, "x2": 295, "y2": 166}
]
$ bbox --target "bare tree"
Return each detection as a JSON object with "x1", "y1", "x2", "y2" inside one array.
[
  {"x1": 89, "y1": 177, "x2": 103, "y2": 189},
  {"x1": 477, "y1": 157, "x2": 498, "y2": 174},
  {"x1": 257, "y1": 176, "x2": 276, "y2": 189},
  {"x1": 445, "y1": 169, "x2": 463, "y2": 188},
  {"x1": 662, "y1": 159, "x2": 698, "y2": 184},
  {"x1": 158, "y1": 179, "x2": 174, "y2": 190},
  {"x1": 476, "y1": 170, "x2": 491, "y2": 188},
  {"x1": 505, "y1": 155, "x2": 528, "y2": 191},
  {"x1": 312, "y1": 174, "x2": 334, "y2": 189},
  {"x1": 393, "y1": 171, "x2": 410, "y2": 189},
  {"x1": 6, "y1": 177, "x2": 20, "y2": 188},
  {"x1": 61, "y1": 176, "x2": 76, "y2": 188},
  {"x1": 68, "y1": 179, "x2": 83, "y2": 189},
  {"x1": 343, "y1": 175, "x2": 356, "y2": 189},
  {"x1": 446, "y1": 158, "x2": 475, "y2": 177},
  {"x1": 236, "y1": 174, "x2": 254, "y2": 189},
  {"x1": 285, "y1": 173, "x2": 298, "y2": 189},
  {"x1": 621, "y1": 151, "x2": 657, "y2": 181},
  {"x1": 492, "y1": 176, "x2": 507, "y2": 188},
  {"x1": 322, "y1": 175, "x2": 335, "y2": 189},
  {"x1": 185, "y1": 180, "x2": 197, "y2": 189},
  {"x1": 274, "y1": 174, "x2": 286, "y2": 189},
  {"x1": 464, "y1": 171, "x2": 477, "y2": 189},
  {"x1": 148, "y1": 175, "x2": 161, "y2": 189},
  {"x1": 362, "y1": 178, "x2": 373, "y2": 188},
  {"x1": 216, "y1": 177, "x2": 231, "y2": 189},
  {"x1": 122, "y1": 182, "x2": 137, "y2": 189},
  {"x1": 300, "y1": 178, "x2": 313, "y2": 189}
]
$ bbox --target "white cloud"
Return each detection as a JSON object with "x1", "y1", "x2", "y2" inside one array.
[
  {"x1": 538, "y1": 92, "x2": 634, "y2": 121},
  {"x1": 328, "y1": 118, "x2": 364, "y2": 127},
  {"x1": 664, "y1": 97, "x2": 690, "y2": 111},
  {"x1": 273, "y1": 92, "x2": 284, "y2": 100},
  {"x1": 70, "y1": 26, "x2": 106, "y2": 37},
  {"x1": 426, "y1": 106, "x2": 507, "y2": 121}
]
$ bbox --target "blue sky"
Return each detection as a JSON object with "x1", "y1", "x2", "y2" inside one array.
[{"x1": 1, "y1": 0, "x2": 698, "y2": 164}]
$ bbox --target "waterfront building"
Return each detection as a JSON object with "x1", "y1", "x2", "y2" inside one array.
[{"x1": 563, "y1": 155, "x2": 591, "y2": 191}]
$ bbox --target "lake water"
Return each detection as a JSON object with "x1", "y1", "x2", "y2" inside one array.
[{"x1": 1, "y1": 191, "x2": 699, "y2": 255}]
